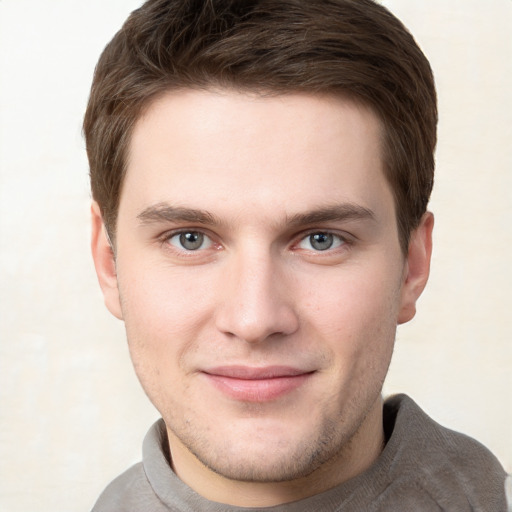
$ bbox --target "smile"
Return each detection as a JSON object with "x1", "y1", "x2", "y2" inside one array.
[{"x1": 202, "y1": 366, "x2": 315, "y2": 402}]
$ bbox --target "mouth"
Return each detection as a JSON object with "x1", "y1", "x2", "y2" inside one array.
[{"x1": 202, "y1": 366, "x2": 315, "y2": 402}]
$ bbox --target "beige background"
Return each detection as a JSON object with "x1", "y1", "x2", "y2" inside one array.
[{"x1": 0, "y1": 1, "x2": 511, "y2": 510}]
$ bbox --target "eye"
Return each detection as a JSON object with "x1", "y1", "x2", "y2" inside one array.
[
  {"x1": 167, "y1": 231, "x2": 212, "y2": 251},
  {"x1": 297, "y1": 232, "x2": 345, "y2": 251}
]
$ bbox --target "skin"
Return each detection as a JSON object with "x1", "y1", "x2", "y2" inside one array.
[{"x1": 91, "y1": 89, "x2": 433, "y2": 507}]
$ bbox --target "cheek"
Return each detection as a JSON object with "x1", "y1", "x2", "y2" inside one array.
[
  {"x1": 302, "y1": 262, "x2": 402, "y2": 364},
  {"x1": 116, "y1": 261, "x2": 217, "y2": 378},
  {"x1": 119, "y1": 258, "x2": 213, "y2": 329},
  {"x1": 304, "y1": 260, "x2": 402, "y2": 323},
  {"x1": 116, "y1": 269, "x2": 207, "y2": 414}
]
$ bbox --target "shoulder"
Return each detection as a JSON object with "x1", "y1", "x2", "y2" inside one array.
[
  {"x1": 383, "y1": 394, "x2": 507, "y2": 511},
  {"x1": 91, "y1": 419, "x2": 179, "y2": 512},
  {"x1": 91, "y1": 462, "x2": 167, "y2": 512}
]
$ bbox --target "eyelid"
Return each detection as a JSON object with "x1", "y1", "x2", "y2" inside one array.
[
  {"x1": 292, "y1": 229, "x2": 353, "y2": 251},
  {"x1": 155, "y1": 226, "x2": 353, "y2": 255},
  {"x1": 169, "y1": 232, "x2": 212, "y2": 251},
  {"x1": 158, "y1": 227, "x2": 221, "y2": 252}
]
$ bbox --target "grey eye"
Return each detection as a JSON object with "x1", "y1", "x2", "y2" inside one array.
[
  {"x1": 297, "y1": 232, "x2": 345, "y2": 252},
  {"x1": 179, "y1": 232, "x2": 204, "y2": 250},
  {"x1": 168, "y1": 231, "x2": 211, "y2": 251},
  {"x1": 309, "y1": 233, "x2": 334, "y2": 251}
]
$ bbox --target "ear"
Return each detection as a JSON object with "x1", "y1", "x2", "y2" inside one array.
[
  {"x1": 90, "y1": 201, "x2": 123, "y2": 320},
  {"x1": 398, "y1": 212, "x2": 434, "y2": 324}
]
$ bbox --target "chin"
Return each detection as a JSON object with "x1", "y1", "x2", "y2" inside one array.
[
  {"x1": 176, "y1": 414, "x2": 348, "y2": 483},
  {"x1": 194, "y1": 444, "x2": 327, "y2": 483}
]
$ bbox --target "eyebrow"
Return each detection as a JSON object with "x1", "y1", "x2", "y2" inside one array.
[
  {"x1": 137, "y1": 203, "x2": 220, "y2": 226},
  {"x1": 285, "y1": 203, "x2": 376, "y2": 228},
  {"x1": 137, "y1": 202, "x2": 375, "y2": 228}
]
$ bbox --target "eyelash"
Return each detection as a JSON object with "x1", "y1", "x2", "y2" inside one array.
[
  {"x1": 158, "y1": 228, "x2": 352, "y2": 256},
  {"x1": 295, "y1": 231, "x2": 349, "y2": 252},
  {"x1": 158, "y1": 229, "x2": 218, "y2": 254}
]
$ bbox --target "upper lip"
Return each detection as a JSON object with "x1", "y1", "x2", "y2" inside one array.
[{"x1": 203, "y1": 366, "x2": 312, "y2": 379}]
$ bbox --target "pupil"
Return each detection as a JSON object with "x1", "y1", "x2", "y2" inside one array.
[
  {"x1": 180, "y1": 232, "x2": 203, "y2": 250},
  {"x1": 311, "y1": 233, "x2": 333, "y2": 251}
]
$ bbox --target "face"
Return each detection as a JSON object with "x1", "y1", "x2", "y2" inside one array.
[{"x1": 92, "y1": 89, "x2": 432, "y2": 502}]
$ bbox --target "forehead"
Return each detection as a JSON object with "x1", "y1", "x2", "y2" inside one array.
[{"x1": 121, "y1": 89, "x2": 393, "y2": 226}]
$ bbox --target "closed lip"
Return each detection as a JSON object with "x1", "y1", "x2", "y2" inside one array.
[
  {"x1": 202, "y1": 365, "x2": 313, "y2": 379},
  {"x1": 201, "y1": 366, "x2": 315, "y2": 402}
]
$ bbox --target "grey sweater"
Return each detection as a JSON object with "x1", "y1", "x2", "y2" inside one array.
[{"x1": 92, "y1": 394, "x2": 507, "y2": 511}]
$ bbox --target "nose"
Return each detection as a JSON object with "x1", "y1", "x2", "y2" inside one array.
[{"x1": 215, "y1": 249, "x2": 299, "y2": 344}]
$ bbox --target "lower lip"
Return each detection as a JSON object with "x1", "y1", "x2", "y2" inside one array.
[{"x1": 204, "y1": 373, "x2": 312, "y2": 402}]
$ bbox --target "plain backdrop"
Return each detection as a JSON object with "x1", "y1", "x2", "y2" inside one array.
[{"x1": 0, "y1": 1, "x2": 511, "y2": 511}]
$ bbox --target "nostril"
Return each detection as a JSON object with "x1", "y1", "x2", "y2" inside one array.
[{"x1": 215, "y1": 300, "x2": 299, "y2": 344}]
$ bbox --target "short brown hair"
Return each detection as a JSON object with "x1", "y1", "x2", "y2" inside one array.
[{"x1": 84, "y1": 0, "x2": 437, "y2": 253}]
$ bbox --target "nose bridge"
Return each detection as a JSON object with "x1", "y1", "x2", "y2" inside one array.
[{"x1": 216, "y1": 244, "x2": 298, "y2": 343}]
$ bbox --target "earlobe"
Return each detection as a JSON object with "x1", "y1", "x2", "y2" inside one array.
[
  {"x1": 90, "y1": 201, "x2": 123, "y2": 320},
  {"x1": 398, "y1": 212, "x2": 434, "y2": 325}
]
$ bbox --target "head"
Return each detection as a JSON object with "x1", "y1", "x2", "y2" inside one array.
[
  {"x1": 86, "y1": 0, "x2": 436, "y2": 506},
  {"x1": 84, "y1": 0, "x2": 437, "y2": 254}
]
